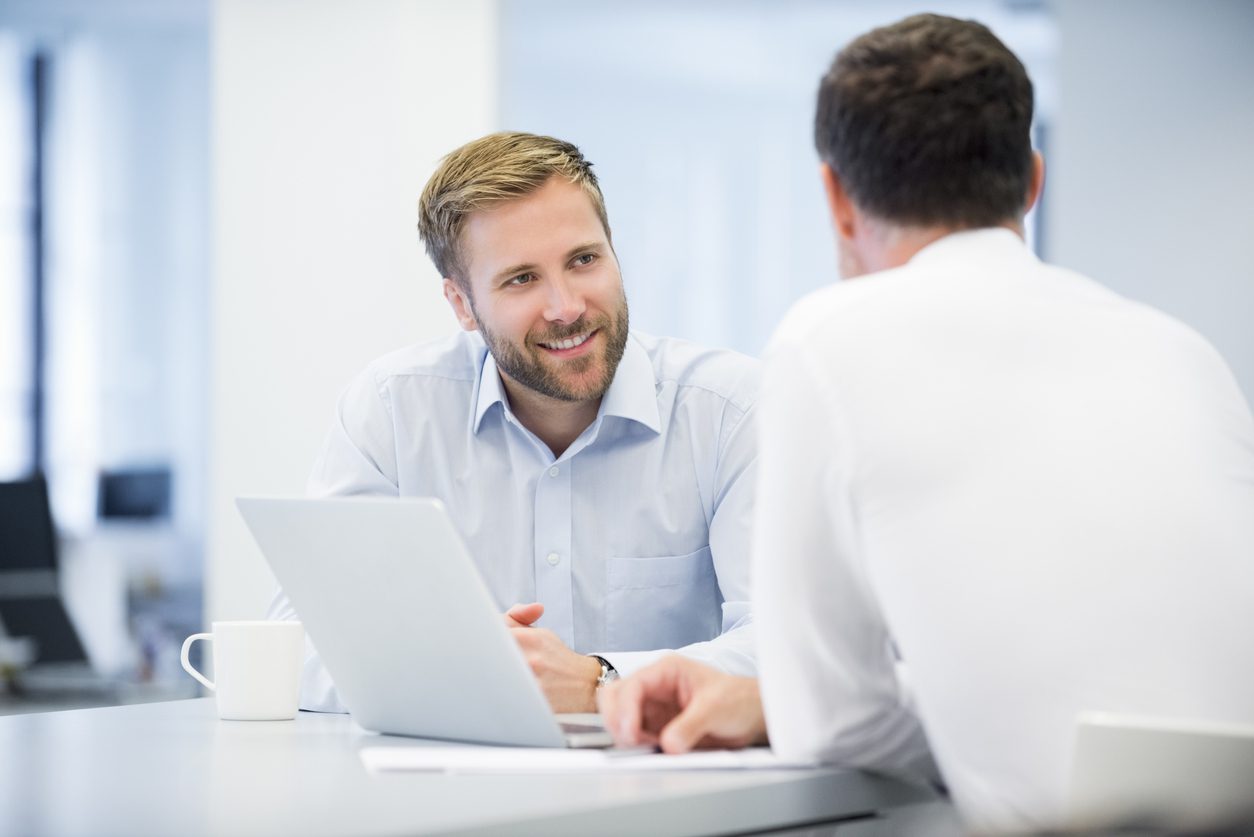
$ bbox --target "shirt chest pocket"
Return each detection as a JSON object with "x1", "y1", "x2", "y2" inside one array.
[{"x1": 604, "y1": 546, "x2": 721, "y2": 651}]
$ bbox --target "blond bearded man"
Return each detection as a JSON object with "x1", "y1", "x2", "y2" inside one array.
[{"x1": 269, "y1": 133, "x2": 759, "y2": 714}]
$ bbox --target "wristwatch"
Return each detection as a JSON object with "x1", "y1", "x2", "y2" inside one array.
[{"x1": 590, "y1": 655, "x2": 619, "y2": 688}]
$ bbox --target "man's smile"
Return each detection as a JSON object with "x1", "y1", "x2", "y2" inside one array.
[{"x1": 536, "y1": 328, "x2": 599, "y2": 358}]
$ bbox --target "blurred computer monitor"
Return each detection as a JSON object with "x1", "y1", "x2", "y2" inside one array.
[{"x1": 98, "y1": 467, "x2": 171, "y2": 520}]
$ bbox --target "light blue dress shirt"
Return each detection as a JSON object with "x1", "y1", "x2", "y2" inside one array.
[{"x1": 269, "y1": 330, "x2": 759, "y2": 712}]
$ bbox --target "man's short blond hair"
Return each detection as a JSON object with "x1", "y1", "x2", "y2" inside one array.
[{"x1": 418, "y1": 132, "x2": 610, "y2": 288}]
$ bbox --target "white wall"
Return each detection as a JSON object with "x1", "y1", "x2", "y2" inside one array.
[
  {"x1": 0, "y1": 35, "x2": 33, "y2": 479},
  {"x1": 1050, "y1": 0, "x2": 1254, "y2": 404},
  {"x1": 208, "y1": 0, "x2": 498, "y2": 623}
]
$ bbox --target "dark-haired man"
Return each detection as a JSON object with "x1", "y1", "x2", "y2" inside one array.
[{"x1": 600, "y1": 13, "x2": 1254, "y2": 831}]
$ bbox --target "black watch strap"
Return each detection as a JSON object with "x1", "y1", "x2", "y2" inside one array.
[{"x1": 591, "y1": 655, "x2": 619, "y2": 688}]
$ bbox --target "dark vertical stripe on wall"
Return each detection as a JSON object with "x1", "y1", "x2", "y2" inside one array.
[{"x1": 30, "y1": 50, "x2": 48, "y2": 476}]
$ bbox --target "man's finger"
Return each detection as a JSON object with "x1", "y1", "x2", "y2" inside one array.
[
  {"x1": 504, "y1": 602, "x2": 544, "y2": 628},
  {"x1": 607, "y1": 677, "x2": 648, "y2": 746},
  {"x1": 658, "y1": 695, "x2": 716, "y2": 754},
  {"x1": 596, "y1": 681, "x2": 619, "y2": 731}
]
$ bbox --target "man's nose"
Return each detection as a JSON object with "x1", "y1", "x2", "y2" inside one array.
[{"x1": 543, "y1": 276, "x2": 587, "y2": 324}]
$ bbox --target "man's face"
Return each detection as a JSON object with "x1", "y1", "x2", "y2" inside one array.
[{"x1": 446, "y1": 176, "x2": 629, "y2": 405}]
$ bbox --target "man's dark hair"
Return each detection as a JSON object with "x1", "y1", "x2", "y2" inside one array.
[{"x1": 815, "y1": 14, "x2": 1034, "y2": 229}]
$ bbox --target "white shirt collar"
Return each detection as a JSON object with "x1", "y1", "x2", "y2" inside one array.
[{"x1": 906, "y1": 227, "x2": 1035, "y2": 271}]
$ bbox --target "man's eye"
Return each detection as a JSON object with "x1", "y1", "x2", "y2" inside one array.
[
  {"x1": 507, "y1": 273, "x2": 536, "y2": 286},
  {"x1": 573, "y1": 253, "x2": 597, "y2": 267}
]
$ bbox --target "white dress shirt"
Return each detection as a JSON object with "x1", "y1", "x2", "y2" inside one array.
[
  {"x1": 753, "y1": 228, "x2": 1254, "y2": 832},
  {"x1": 270, "y1": 330, "x2": 759, "y2": 712}
]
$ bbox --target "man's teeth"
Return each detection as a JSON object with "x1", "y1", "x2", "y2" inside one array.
[{"x1": 542, "y1": 332, "x2": 591, "y2": 351}]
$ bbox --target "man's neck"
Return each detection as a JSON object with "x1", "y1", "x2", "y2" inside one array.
[
  {"x1": 862, "y1": 219, "x2": 1025, "y2": 274},
  {"x1": 499, "y1": 374, "x2": 600, "y2": 459}
]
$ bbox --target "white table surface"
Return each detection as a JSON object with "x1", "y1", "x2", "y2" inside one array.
[{"x1": 0, "y1": 697, "x2": 941, "y2": 836}]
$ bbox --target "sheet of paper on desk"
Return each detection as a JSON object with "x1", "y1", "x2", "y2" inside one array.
[{"x1": 359, "y1": 745, "x2": 817, "y2": 774}]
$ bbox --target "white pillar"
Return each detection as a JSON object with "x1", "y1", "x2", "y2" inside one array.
[{"x1": 208, "y1": 0, "x2": 498, "y2": 622}]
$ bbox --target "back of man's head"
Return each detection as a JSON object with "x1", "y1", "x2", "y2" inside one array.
[{"x1": 815, "y1": 14, "x2": 1034, "y2": 230}]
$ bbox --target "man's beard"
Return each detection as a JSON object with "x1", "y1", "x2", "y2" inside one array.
[{"x1": 474, "y1": 292, "x2": 630, "y2": 403}]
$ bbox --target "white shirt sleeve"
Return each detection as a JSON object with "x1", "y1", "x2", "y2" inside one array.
[{"x1": 753, "y1": 345, "x2": 934, "y2": 779}]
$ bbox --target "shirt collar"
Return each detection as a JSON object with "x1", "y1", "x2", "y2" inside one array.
[
  {"x1": 596, "y1": 334, "x2": 662, "y2": 434},
  {"x1": 906, "y1": 226, "x2": 1035, "y2": 270},
  {"x1": 472, "y1": 348, "x2": 509, "y2": 435},
  {"x1": 471, "y1": 332, "x2": 662, "y2": 436}
]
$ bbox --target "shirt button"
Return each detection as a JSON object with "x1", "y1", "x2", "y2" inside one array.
[
  {"x1": 548, "y1": 466, "x2": 559, "y2": 477},
  {"x1": 546, "y1": 552, "x2": 560, "y2": 566}
]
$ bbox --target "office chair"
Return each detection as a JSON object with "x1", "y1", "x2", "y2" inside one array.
[{"x1": 0, "y1": 475, "x2": 91, "y2": 665}]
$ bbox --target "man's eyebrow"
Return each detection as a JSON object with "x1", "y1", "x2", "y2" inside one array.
[
  {"x1": 492, "y1": 261, "x2": 538, "y2": 284},
  {"x1": 491, "y1": 243, "x2": 605, "y2": 285},
  {"x1": 565, "y1": 241, "x2": 604, "y2": 259}
]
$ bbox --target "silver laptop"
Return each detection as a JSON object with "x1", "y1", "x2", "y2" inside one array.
[{"x1": 236, "y1": 496, "x2": 612, "y2": 748}]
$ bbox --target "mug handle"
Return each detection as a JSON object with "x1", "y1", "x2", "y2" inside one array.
[{"x1": 180, "y1": 633, "x2": 216, "y2": 691}]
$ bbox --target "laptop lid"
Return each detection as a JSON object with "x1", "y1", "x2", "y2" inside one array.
[
  {"x1": 1069, "y1": 711, "x2": 1254, "y2": 828},
  {"x1": 236, "y1": 496, "x2": 568, "y2": 747}
]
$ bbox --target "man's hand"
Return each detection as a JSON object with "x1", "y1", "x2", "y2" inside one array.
[
  {"x1": 502, "y1": 603, "x2": 601, "y2": 713},
  {"x1": 597, "y1": 655, "x2": 768, "y2": 753}
]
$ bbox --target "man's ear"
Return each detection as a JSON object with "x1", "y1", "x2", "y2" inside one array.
[
  {"x1": 820, "y1": 162, "x2": 858, "y2": 242},
  {"x1": 443, "y1": 278, "x2": 478, "y2": 332},
  {"x1": 1025, "y1": 151, "x2": 1046, "y2": 214}
]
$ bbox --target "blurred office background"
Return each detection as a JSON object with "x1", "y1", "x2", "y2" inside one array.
[{"x1": 0, "y1": 0, "x2": 1251, "y2": 707}]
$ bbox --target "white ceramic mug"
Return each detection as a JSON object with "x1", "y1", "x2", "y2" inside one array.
[{"x1": 180, "y1": 620, "x2": 304, "y2": 720}]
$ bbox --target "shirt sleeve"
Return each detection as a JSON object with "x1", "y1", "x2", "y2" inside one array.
[
  {"x1": 306, "y1": 366, "x2": 400, "y2": 498},
  {"x1": 598, "y1": 397, "x2": 759, "y2": 679},
  {"x1": 753, "y1": 342, "x2": 935, "y2": 780},
  {"x1": 266, "y1": 367, "x2": 399, "y2": 713}
]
